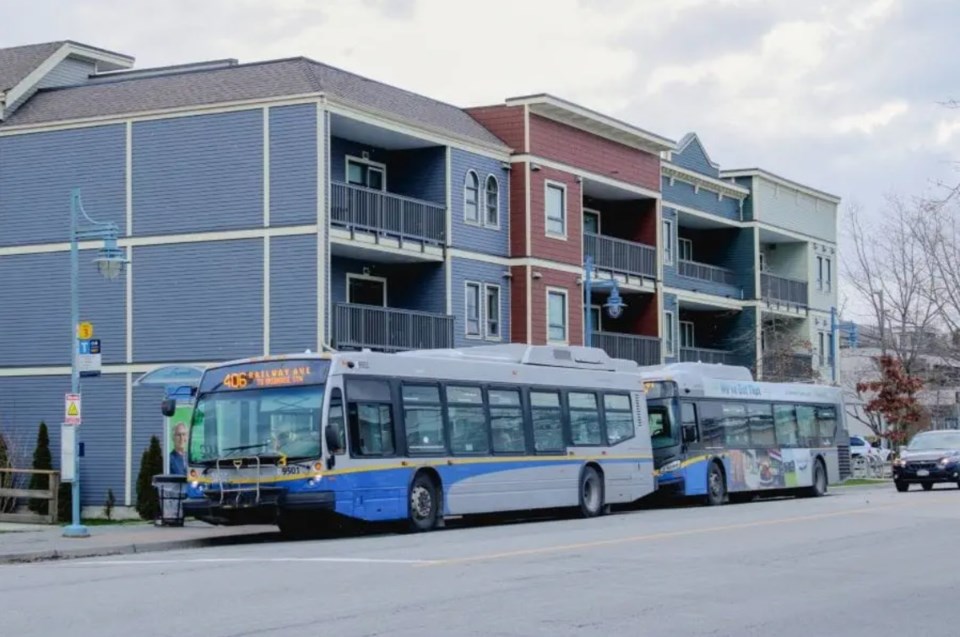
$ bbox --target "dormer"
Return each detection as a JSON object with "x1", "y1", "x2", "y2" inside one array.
[{"x1": 0, "y1": 40, "x2": 134, "y2": 121}]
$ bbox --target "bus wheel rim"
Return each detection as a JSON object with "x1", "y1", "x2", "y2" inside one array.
[{"x1": 411, "y1": 485, "x2": 432, "y2": 519}]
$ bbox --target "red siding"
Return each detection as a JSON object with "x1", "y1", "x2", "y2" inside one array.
[
  {"x1": 530, "y1": 269, "x2": 582, "y2": 346},
  {"x1": 587, "y1": 199, "x2": 656, "y2": 246},
  {"x1": 634, "y1": 294, "x2": 658, "y2": 338},
  {"x1": 510, "y1": 265, "x2": 528, "y2": 343},
  {"x1": 465, "y1": 105, "x2": 525, "y2": 151},
  {"x1": 509, "y1": 164, "x2": 527, "y2": 256},
  {"x1": 529, "y1": 114, "x2": 660, "y2": 192},
  {"x1": 529, "y1": 167, "x2": 581, "y2": 265}
]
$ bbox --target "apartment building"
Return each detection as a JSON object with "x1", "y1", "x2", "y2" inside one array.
[{"x1": 0, "y1": 40, "x2": 840, "y2": 510}]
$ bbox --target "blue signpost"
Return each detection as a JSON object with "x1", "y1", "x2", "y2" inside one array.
[{"x1": 583, "y1": 255, "x2": 626, "y2": 348}]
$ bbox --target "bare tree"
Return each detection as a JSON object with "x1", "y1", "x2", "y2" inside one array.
[{"x1": 842, "y1": 196, "x2": 943, "y2": 375}]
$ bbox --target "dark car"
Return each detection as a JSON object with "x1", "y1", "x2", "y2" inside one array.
[{"x1": 893, "y1": 430, "x2": 960, "y2": 492}]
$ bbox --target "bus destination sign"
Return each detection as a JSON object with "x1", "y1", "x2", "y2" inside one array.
[{"x1": 200, "y1": 359, "x2": 330, "y2": 393}]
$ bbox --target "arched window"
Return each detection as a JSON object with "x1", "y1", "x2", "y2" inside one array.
[
  {"x1": 485, "y1": 175, "x2": 499, "y2": 226},
  {"x1": 464, "y1": 171, "x2": 479, "y2": 223}
]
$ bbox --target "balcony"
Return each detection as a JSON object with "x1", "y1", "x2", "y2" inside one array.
[
  {"x1": 680, "y1": 347, "x2": 737, "y2": 366},
  {"x1": 330, "y1": 181, "x2": 446, "y2": 249},
  {"x1": 584, "y1": 233, "x2": 656, "y2": 280},
  {"x1": 333, "y1": 303, "x2": 454, "y2": 352},
  {"x1": 762, "y1": 353, "x2": 815, "y2": 382},
  {"x1": 679, "y1": 259, "x2": 738, "y2": 287},
  {"x1": 761, "y1": 272, "x2": 808, "y2": 308},
  {"x1": 591, "y1": 331, "x2": 661, "y2": 366}
]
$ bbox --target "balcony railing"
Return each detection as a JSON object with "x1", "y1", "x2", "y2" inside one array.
[
  {"x1": 678, "y1": 259, "x2": 739, "y2": 287},
  {"x1": 584, "y1": 233, "x2": 656, "y2": 278},
  {"x1": 762, "y1": 353, "x2": 815, "y2": 382},
  {"x1": 334, "y1": 303, "x2": 454, "y2": 352},
  {"x1": 591, "y1": 331, "x2": 661, "y2": 366},
  {"x1": 330, "y1": 182, "x2": 446, "y2": 245},
  {"x1": 680, "y1": 347, "x2": 737, "y2": 366},
  {"x1": 761, "y1": 272, "x2": 808, "y2": 307}
]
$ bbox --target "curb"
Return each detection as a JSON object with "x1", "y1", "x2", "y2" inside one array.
[{"x1": 0, "y1": 531, "x2": 279, "y2": 565}]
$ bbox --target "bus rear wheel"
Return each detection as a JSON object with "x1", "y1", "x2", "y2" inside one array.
[
  {"x1": 407, "y1": 472, "x2": 440, "y2": 532},
  {"x1": 706, "y1": 462, "x2": 726, "y2": 506},
  {"x1": 578, "y1": 465, "x2": 605, "y2": 518},
  {"x1": 802, "y1": 459, "x2": 827, "y2": 498}
]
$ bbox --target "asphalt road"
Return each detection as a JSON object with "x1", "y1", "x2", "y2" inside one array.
[{"x1": 2, "y1": 483, "x2": 957, "y2": 636}]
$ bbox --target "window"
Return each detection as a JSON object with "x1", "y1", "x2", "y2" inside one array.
[
  {"x1": 697, "y1": 401, "x2": 724, "y2": 446},
  {"x1": 547, "y1": 289, "x2": 567, "y2": 343},
  {"x1": 796, "y1": 405, "x2": 818, "y2": 446},
  {"x1": 446, "y1": 385, "x2": 488, "y2": 454},
  {"x1": 774, "y1": 404, "x2": 798, "y2": 447},
  {"x1": 680, "y1": 321, "x2": 694, "y2": 349},
  {"x1": 679, "y1": 237, "x2": 693, "y2": 261},
  {"x1": 326, "y1": 388, "x2": 346, "y2": 454},
  {"x1": 346, "y1": 157, "x2": 385, "y2": 190},
  {"x1": 747, "y1": 403, "x2": 775, "y2": 447},
  {"x1": 664, "y1": 311, "x2": 675, "y2": 356},
  {"x1": 464, "y1": 171, "x2": 480, "y2": 223},
  {"x1": 347, "y1": 274, "x2": 387, "y2": 307},
  {"x1": 604, "y1": 394, "x2": 634, "y2": 444},
  {"x1": 530, "y1": 390, "x2": 564, "y2": 452},
  {"x1": 583, "y1": 209, "x2": 600, "y2": 235},
  {"x1": 649, "y1": 402, "x2": 677, "y2": 449},
  {"x1": 589, "y1": 305, "x2": 602, "y2": 333},
  {"x1": 401, "y1": 384, "x2": 445, "y2": 454},
  {"x1": 825, "y1": 258, "x2": 832, "y2": 292},
  {"x1": 721, "y1": 403, "x2": 750, "y2": 447},
  {"x1": 485, "y1": 175, "x2": 499, "y2": 226},
  {"x1": 485, "y1": 284, "x2": 500, "y2": 339},
  {"x1": 489, "y1": 389, "x2": 525, "y2": 453},
  {"x1": 465, "y1": 282, "x2": 481, "y2": 337},
  {"x1": 816, "y1": 405, "x2": 837, "y2": 445},
  {"x1": 662, "y1": 219, "x2": 674, "y2": 265},
  {"x1": 680, "y1": 401, "x2": 698, "y2": 444},
  {"x1": 546, "y1": 183, "x2": 566, "y2": 236},
  {"x1": 568, "y1": 392, "x2": 602, "y2": 445},
  {"x1": 345, "y1": 379, "x2": 395, "y2": 456},
  {"x1": 818, "y1": 332, "x2": 826, "y2": 366}
]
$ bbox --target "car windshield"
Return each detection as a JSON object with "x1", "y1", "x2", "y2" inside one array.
[
  {"x1": 907, "y1": 432, "x2": 960, "y2": 451},
  {"x1": 188, "y1": 384, "x2": 325, "y2": 464}
]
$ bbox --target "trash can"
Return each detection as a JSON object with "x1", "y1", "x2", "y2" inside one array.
[{"x1": 151, "y1": 474, "x2": 187, "y2": 527}]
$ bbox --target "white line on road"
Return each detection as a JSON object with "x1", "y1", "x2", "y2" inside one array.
[{"x1": 65, "y1": 556, "x2": 434, "y2": 567}]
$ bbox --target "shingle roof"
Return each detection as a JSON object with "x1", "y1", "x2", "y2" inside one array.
[
  {"x1": 0, "y1": 56, "x2": 508, "y2": 149},
  {"x1": 0, "y1": 41, "x2": 65, "y2": 92}
]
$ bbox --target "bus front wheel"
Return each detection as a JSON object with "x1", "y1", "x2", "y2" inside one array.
[
  {"x1": 706, "y1": 462, "x2": 726, "y2": 506},
  {"x1": 408, "y1": 472, "x2": 440, "y2": 532}
]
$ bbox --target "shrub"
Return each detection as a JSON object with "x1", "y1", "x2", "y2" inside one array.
[
  {"x1": 28, "y1": 422, "x2": 52, "y2": 515},
  {"x1": 135, "y1": 436, "x2": 164, "y2": 520}
]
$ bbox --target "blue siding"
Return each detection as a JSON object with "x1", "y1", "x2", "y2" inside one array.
[
  {"x1": 328, "y1": 136, "x2": 445, "y2": 205},
  {"x1": 0, "y1": 374, "x2": 126, "y2": 506},
  {"x1": 329, "y1": 137, "x2": 389, "y2": 183},
  {"x1": 330, "y1": 256, "x2": 445, "y2": 314},
  {"x1": 132, "y1": 110, "x2": 263, "y2": 235},
  {"x1": 734, "y1": 177, "x2": 755, "y2": 220},
  {"x1": 723, "y1": 307, "x2": 758, "y2": 369},
  {"x1": 132, "y1": 383, "x2": 167, "y2": 504},
  {"x1": 7, "y1": 57, "x2": 96, "y2": 114},
  {"x1": 718, "y1": 227, "x2": 757, "y2": 298},
  {"x1": 0, "y1": 250, "x2": 126, "y2": 366},
  {"x1": 133, "y1": 239, "x2": 263, "y2": 362},
  {"x1": 0, "y1": 124, "x2": 126, "y2": 246},
  {"x1": 672, "y1": 135, "x2": 719, "y2": 178},
  {"x1": 663, "y1": 293, "x2": 679, "y2": 363},
  {"x1": 450, "y1": 148, "x2": 509, "y2": 256},
  {"x1": 662, "y1": 178, "x2": 741, "y2": 221},
  {"x1": 451, "y1": 257, "x2": 510, "y2": 347},
  {"x1": 270, "y1": 234, "x2": 317, "y2": 354},
  {"x1": 269, "y1": 104, "x2": 318, "y2": 227}
]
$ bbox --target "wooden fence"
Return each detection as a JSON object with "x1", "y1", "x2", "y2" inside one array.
[{"x1": 0, "y1": 468, "x2": 60, "y2": 524}]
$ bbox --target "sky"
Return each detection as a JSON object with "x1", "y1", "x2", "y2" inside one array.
[{"x1": 4, "y1": 0, "x2": 958, "y2": 321}]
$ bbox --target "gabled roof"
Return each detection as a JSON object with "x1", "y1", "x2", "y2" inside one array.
[
  {"x1": 674, "y1": 132, "x2": 719, "y2": 170},
  {"x1": 0, "y1": 41, "x2": 64, "y2": 92},
  {"x1": 0, "y1": 54, "x2": 508, "y2": 150}
]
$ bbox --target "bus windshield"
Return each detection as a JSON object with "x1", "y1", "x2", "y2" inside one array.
[
  {"x1": 648, "y1": 400, "x2": 678, "y2": 449},
  {"x1": 188, "y1": 384, "x2": 325, "y2": 464}
]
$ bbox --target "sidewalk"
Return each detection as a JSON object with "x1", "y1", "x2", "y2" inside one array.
[{"x1": 0, "y1": 520, "x2": 278, "y2": 564}]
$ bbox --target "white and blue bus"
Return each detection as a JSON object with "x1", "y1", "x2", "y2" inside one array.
[
  {"x1": 640, "y1": 363, "x2": 851, "y2": 505},
  {"x1": 162, "y1": 344, "x2": 656, "y2": 535}
]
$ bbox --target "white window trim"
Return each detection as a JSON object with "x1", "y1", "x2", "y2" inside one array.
[
  {"x1": 345, "y1": 154, "x2": 387, "y2": 190},
  {"x1": 465, "y1": 280, "x2": 482, "y2": 338},
  {"x1": 546, "y1": 286, "x2": 569, "y2": 344},
  {"x1": 346, "y1": 272, "x2": 388, "y2": 306},
  {"x1": 484, "y1": 283, "x2": 502, "y2": 341},
  {"x1": 464, "y1": 170, "x2": 481, "y2": 226},
  {"x1": 662, "y1": 219, "x2": 675, "y2": 265},
  {"x1": 679, "y1": 237, "x2": 693, "y2": 262},
  {"x1": 483, "y1": 174, "x2": 500, "y2": 229},
  {"x1": 583, "y1": 208, "x2": 601, "y2": 235},
  {"x1": 664, "y1": 310, "x2": 676, "y2": 356},
  {"x1": 544, "y1": 180, "x2": 568, "y2": 240},
  {"x1": 680, "y1": 320, "x2": 695, "y2": 349}
]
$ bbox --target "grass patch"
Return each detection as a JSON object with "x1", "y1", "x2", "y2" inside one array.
[{"x1": 838, "y1": 478, "x2": 890, "y2": 487}]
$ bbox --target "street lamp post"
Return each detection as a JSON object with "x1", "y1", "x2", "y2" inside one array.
[
  {"x1": 583, "y1": 255, "x2": 625, "y2": 348},
  {"x1": 63, "y1": 187, "x2": 127, "y2": 539}
]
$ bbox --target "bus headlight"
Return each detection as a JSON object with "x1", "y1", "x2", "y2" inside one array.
[{"x1": 660, "y1": 460, "x2": 681, "y2": 473}]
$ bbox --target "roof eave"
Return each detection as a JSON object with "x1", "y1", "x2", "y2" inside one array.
[
  {"x1": 720, "y1": 167, "x2": 842, "y2": 204},
  {"x1": 663, "y1": 162, "x2": 750, "y2": 199},
  {"x1": 505, "y1": 93, "x2": 675, "y2": 155}
]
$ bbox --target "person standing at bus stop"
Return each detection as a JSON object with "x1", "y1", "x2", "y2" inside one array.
[{"x1": 169, "y1": 422, "x2": 188, "y2": 475}]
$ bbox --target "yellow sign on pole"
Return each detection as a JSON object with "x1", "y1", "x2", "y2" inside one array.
[{"x1": 77, "y1": 322, "x2": 93, "y2": 340}]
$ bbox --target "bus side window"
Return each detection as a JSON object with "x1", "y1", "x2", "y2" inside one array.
[
  {"x1": 326, "y1": 388, "x2": 346, "y2": 455},
  {"x1": 680, "y1": 402, "x2": 698, "y2": 444},
  {"x1": 697, "y1": 401, "x2": 724, "y2": 446},
  {"x1": 345, "y1": 379, "x2": 395, "y2": 457}
]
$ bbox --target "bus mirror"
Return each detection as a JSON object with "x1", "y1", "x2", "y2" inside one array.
[
  {"x1": 160, "y1": 398, "x2": 177, "y2": 418},
  {"x1": 324, "y1": 425, "x2": 340, "y2": 454},
  {"x1": 682, "y1": 425, "x2": 697, "y2": 444}
]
